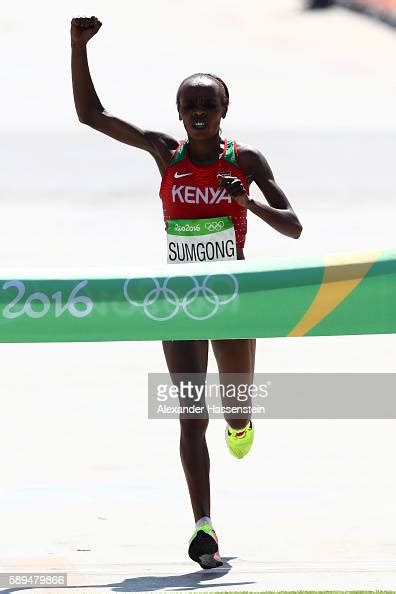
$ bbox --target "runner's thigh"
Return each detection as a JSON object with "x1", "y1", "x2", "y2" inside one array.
[
  {"x1": 162, "y1": 340, "x2": 209, "y2": 418},
  {"x1": 162, "y1": 340, "x2": 209, "y2": 377},
  {"x1": 211, "y1": 338, "x2": 256, "y2": 413},
  {"x1": 211, "y1": 338, "x2": 256, "y2": 376}
]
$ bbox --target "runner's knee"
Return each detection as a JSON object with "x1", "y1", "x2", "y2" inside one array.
[{"x1": 180, "y1": 417, "x2": 209, "y2": 439}]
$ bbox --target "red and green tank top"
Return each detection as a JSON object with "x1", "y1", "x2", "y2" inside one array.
[{"x1": 159, "y1": 138, "x2": 249, "y2": 248}]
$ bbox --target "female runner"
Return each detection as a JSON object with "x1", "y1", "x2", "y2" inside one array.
[{"x1": 71, "y1": 16, "x2": 303, "y2": 570}]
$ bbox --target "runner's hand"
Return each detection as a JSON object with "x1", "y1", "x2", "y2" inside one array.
[
  {"x1": 217, "y1": 174, "x2": 251, "y2": 208},
  {"x1": 71, "y1": 16, "x2": 102, "y2": 46}
]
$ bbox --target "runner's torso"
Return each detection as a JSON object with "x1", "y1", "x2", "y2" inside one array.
[{"x1": 159, "y1": 138, "x2": 250, "y2": 262}]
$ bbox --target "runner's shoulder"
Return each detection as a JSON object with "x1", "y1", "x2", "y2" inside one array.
[
  {"x1": 235, "y1": 141, "x2": 266, "y2": 165},
  {"x1": 235, "y1": 142, "x2": 272, "y2": 180},
  {"x1": 145, "y1": 130, "x2": 180, "y2": 158}
]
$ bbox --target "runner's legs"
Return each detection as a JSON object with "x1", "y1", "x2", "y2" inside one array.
[{"x1": 162, "y1": 338, "x2": 256, "y2": 520}]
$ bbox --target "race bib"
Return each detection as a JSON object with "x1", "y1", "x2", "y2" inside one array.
[{"x1": 167, "y1": 216, "x2": 237, "y2": 264}]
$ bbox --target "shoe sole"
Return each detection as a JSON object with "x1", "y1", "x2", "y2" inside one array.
[
  {"x1": 225, "y1": 424, "x2": 254, "y2": 459},
  {"x1": 188, "y1": 531, "x2": 223, "y2": 569},
  {"x1": 225, "y1": 426, "x2": 245, "y2": 458}
]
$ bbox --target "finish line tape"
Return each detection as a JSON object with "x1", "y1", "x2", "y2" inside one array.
[{"x1": 0, "y1": 249, "x2": 395, "y2": 342}]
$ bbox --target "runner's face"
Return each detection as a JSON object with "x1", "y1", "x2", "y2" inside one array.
[{"x1": 178, "y1": 81, "x2": 225, "y2": 139}]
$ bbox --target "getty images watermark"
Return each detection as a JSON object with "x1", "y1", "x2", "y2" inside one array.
[
  {"x1": 147, "y1": 373, "x2": 396, "y2": 419},
  {"x1": 148, "y1": 373, "x2": 269, "y2": 419}
]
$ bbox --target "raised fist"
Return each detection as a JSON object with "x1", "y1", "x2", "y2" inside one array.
[{"x1": 70, "y1": 16, "x2": 102, "y2": 46}]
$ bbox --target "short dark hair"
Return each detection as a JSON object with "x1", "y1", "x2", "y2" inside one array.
[{"x1": 176, "y1": 73, "x2": 229, "y2": 110}]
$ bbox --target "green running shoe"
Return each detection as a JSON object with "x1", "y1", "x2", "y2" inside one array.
[
  {"x1": 225, "y1": 420, "x2": 254, "y2": 459},
  {"x1": 188, "y1": 523, "x2": 222, "y2": 569}
]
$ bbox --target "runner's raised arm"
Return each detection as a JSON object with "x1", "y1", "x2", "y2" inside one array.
[{"x1": 70, "y1": 16, "x2": 178, "y2": 169}]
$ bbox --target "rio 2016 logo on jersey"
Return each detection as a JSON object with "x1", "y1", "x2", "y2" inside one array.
[{"x1": 172, "y1": 185, "x2": 231, "y2": 205}]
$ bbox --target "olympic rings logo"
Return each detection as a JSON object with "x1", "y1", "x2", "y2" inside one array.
[
  {"x1": 205, "y1": 221, "x2": 224, "y2": 232},
  {"x1": 123, "y1": 274, "x2": 239, "y2": 321}
]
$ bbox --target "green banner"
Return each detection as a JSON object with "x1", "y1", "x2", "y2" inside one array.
[
  {"x1": 0, "y1": 249, "x2": 395, "y2": 343},
  {"x1": 167, "y1": 216, "x2": 234, "y2": 236}
]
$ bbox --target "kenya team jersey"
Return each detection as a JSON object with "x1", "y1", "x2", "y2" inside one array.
[{"x1": 159, "y1": 139, "x2": 249, "y2": 249}]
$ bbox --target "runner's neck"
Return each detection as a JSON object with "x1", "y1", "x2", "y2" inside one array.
[{"x1": 186, "y1": 137, "x2": 225, "y2": 167}]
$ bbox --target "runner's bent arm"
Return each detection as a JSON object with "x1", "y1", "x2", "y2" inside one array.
[
  {"x1": 236, "y1": 146, "x2": 303, "y2": 239},
  {"x1": 70, "y1": 16, "x2": 178, "y2": 164}
]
